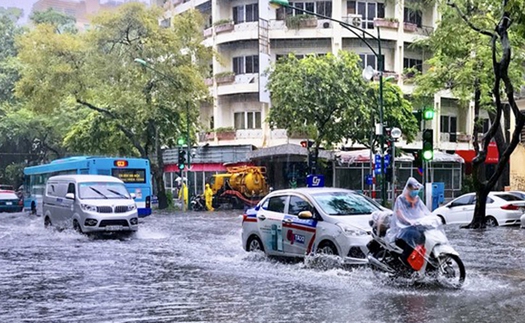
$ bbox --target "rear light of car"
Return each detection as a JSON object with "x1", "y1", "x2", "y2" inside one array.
[
  {"x1": 18, "y1": 199, "x2": 23, "y2": 206},
  {"x1": 501, "y1": 204, "x2": 519, "y2": 210},
  {"x1": 242, "y1": 214, "x2": 247, "y2": 223}
]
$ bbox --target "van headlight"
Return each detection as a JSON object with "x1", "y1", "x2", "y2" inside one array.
[
  {"x1": 336, "y1": 223, "x2": 367, "y2": 236},
  {"x1": 81, "y1": 204, "x2": 97, "y2": 212},
  {"x1": 127, "y1": 204, "x2": 136, "y2": 211}
]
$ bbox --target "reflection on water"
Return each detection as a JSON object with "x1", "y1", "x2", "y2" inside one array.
[{"x1": 1, "y1": 212, "x2": 525, "y2": 322}]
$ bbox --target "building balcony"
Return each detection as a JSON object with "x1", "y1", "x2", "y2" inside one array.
[
  {"x1": 217, "y1": 73, "x2": 259, "y2": 96},
  {"x1": 269, "y1": 19, "x2": 333, "y2": 39},
  {"x1": 215, "y1": 21, "x2": 258, "y2": 44}
]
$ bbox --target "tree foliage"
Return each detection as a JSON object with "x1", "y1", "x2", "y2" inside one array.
[
  {"x1": 267, "y1": 51, "x2": 418, "y2": 156},
  {"x1": 414, "y1": 0, "x2": 525, "y2": 228},
  {"x1": 15, "y1": 3, "x2": 212, "y2": 208}
]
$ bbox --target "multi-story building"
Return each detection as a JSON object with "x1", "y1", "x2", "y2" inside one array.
[
  {"x1": 31, "y1": 0, "x2": 129, "y2": 30},
  {"x1": 159, "y1": 0, "x2": 521, "y2": 200}
]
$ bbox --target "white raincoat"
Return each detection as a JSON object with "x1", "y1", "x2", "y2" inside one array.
[{"x1": 387, "y1": 177, "x2": 431, "y2": 245}]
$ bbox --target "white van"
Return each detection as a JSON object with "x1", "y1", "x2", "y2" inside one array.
[{"x1": 43, "y1": 175, "x2": 139, "y2": 234}]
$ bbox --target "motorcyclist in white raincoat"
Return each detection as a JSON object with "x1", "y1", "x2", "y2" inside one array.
[{"x1": 387, "y1": 177, "x2": 431, "y2": 267}]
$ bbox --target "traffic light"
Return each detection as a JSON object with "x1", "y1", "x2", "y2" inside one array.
[
  {"x1": 386, "y1": 139, "x2": 393, "y2": 156},
  {"x1": 178, "y1": 148, "x2": 187, "y2": 170},
  {"x1": 300, "y1": 140, "x2": 314, "y2": 148},
  {"x1": 308, "y1": 151, "x2": 316, "y2": 173},
  {"x1": 422, "y1": 107, "x2": 435, "y2": 120},
  {"x1": 422, "y1": 129, "x2": 434, "y2": 161},
  {"x1": 177, "y1": 137, "x2": 186, "y2": 146}
]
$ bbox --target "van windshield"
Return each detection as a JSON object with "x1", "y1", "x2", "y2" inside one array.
[{"x1": 78, "y1": 182, "x2": 130, "y2": 200}]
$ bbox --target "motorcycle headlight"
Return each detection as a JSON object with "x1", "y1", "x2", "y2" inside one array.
[
  {"x1": 336, "y1": 223, "x2": 367, "y2": 236},
  {"x1": 81, "y1": 204, "x2": 97, "y2": 212}
]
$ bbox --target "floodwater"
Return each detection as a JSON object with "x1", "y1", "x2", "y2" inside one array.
[{"x1": 1, "y1": 210, "x2": 525, "y2": 323}]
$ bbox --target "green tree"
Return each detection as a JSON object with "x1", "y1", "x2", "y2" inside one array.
[
  {"x1": 30, "y1": 7, "x2": 77, "y2": 34},
  {"x1": 267, "y1": 51, "x2": 417, "y2": 166},
  {"x1": 413, "y1": 0, "x2": 525, "y2": 228},
  {"x1": 15, "y1": 3, "x2": 212, "y2": 209}
]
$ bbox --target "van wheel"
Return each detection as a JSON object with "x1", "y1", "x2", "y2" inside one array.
[
  {"x1": 73, "y1": 220, "x2": 83, "y2": 233},
  {"x1": 44, "y1": 217, "x2": 52, "y2": 228}
]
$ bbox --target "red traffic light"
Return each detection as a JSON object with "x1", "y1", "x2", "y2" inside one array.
[{"x1": 300, "y1": 140, "x2": 314, "y2": 148}]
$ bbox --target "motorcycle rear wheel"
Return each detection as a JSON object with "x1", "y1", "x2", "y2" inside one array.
[{"x1": 436, "y1": 254, "x2": 466, "y2": 289}]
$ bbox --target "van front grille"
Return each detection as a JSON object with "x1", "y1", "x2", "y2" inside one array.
[
  {"x1": 99, "y1": 219, "x2": 129, "y2": 227},
  {"x1": 96, "y1": 206, "x2": 113, "y2": 213},
  {"x1": 114, "y1": 206, "x2": 129, "y2": 213}
]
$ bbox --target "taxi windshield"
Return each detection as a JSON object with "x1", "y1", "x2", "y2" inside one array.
[
  {"x1": 78, "y1": 182, "x2": 130, "y2": 200},
  {"x1": 311, "y1": 192, "x2": 380, "y2": 216}
]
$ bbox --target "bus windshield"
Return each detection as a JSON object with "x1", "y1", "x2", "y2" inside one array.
[{"x1": 79, "y1": 182, "x2": 131, "y2": 200}]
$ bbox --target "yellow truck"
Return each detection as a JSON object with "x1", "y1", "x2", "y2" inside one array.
[{"x1": 210, "y1": 166, "x2": 269, "y2": 209}]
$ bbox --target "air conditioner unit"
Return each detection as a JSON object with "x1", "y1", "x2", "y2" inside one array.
[{"x1": 344, "y1": 14, "x2": 362, "y2": 27}]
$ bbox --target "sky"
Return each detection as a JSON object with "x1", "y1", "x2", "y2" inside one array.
[{"x1": 0, "y1": 0, "x2": 150, "y2": 24}]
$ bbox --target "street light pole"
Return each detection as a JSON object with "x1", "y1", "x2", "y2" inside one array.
[{"x1": 269, "y1": 0, "x2": 387, "y2": 205}]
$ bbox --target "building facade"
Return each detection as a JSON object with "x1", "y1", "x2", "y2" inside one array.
[{"x1": 159, "y1": 0, "x2": 525, "y2": 199}]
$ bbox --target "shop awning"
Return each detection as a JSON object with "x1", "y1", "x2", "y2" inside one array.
[
  {"x1": 455, "y1": 142, "x2": 499, "y2": 164},
  {"x1": 338, "y1": 149, "x2": 465, "y2": 165},
  {"x1": 247, "y1": 143, "x2": 334, "y2": 160}
]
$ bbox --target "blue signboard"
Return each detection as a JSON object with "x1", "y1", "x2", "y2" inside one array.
[
  {"x1": 365, "y1": 174, "x2": 373, "y2": 186},
  {"x1": 306, "y1": 174, "x2": 325, "y2": 187}
]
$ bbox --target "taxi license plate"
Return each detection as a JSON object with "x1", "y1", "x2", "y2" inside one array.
[
  {"x1": 105, "y1": 225, "x2": 123, "y2": 231},
  {"x1": 5, "y1": 202, "x2": 12, "y2": 205}
]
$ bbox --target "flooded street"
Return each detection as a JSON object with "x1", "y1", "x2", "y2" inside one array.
[{"x1": 1, "y1": 210, "x2": 525, "y2": 323}]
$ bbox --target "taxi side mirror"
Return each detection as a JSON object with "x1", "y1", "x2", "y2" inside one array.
[{"x1": 298, "y1": 210, "x2": 313, "y2": 219}]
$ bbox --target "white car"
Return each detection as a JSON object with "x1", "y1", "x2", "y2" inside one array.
[
  {"x1": 432, "y1": 192, "x2": 525, "y2": 227},
  {"x1": 241, "y1": 187, "x2": 382, "y2": 265}
]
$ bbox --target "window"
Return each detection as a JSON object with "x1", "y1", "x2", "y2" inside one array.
[
  {"x1": 451, "y1": 195, "x2": 472, "y2": 207},
  {"x1": 233, "y1": 3, "x2": 258, "y2": 24},
  {"x1": 347, "y1": 1, "x2": 385, "y2": 29},
  {"x1": 440, "y1": 115, "x2": 457, "y2": 142},
  {"x1": 263, "y1": 196, "x2": 287, "y2": 213},
  {"x1": 359, "y1": 54, "x2": 383, "y2": 70},
  {"x1": 232, "y1": 55, "x2": 259, "y2": 74},
  {"x1": 403, "y1": 58, "x2": 423, "y2": 72},
  {"x1": 404, "y1": 7, "x2": 422, "y2": 27},
  {"x1": 483, "y1": 118, "x2": 490, "y2": 133},
  {"x1": 67, "y1": 183, "x2": 75, "y2": 195},
  {"x1": 234, "y1": 111, "x2": 262, "y2": 129},
  {"x1": 277, "y1": 1, "x2": 332, "y2": 20},
  {"x1": 288, "y1": 196, "x2": 312, "y2": 216}
]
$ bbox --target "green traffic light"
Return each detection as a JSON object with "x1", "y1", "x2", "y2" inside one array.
[
  {"x1": 422, "y1": 107, "x2": 435, "y2": 120},
  {"x1": 178, "y1": 164, "x2": 185, "y2": 170},
  {"x1": 177, "y1": 137, "x2": 186, "y2": 146},
  {"x1": 422, "y1": 149, "x2": 433, "y2": 161}
]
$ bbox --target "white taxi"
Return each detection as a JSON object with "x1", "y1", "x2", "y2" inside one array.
[{"x1": 241, "y1": 187, "x2": 381, "y2": 264}]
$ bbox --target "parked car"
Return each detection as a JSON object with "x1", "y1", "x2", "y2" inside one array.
[
  {"x1": 431, "y1": 192, "x2": 525, "y2": 226},
  {"x1": 0, "y1": 184, "x2": 14, "y2": 191},
  {"x1": 241, "y1": 187, "x2": 382, "y2": 264},
  {"x1": 509, "y1": 191, "x2": 525, "y2": 200},
  {"x1": 0, "y1": 191, "x2": 23, "y2": 213}
]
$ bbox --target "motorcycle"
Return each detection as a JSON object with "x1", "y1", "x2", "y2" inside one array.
[
  {"x1": 190, "y1": 195, "x2": 206, "y2": 211},
  {"x1": 367, "y1": 211, "x2": 466, "y2": 289}
]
